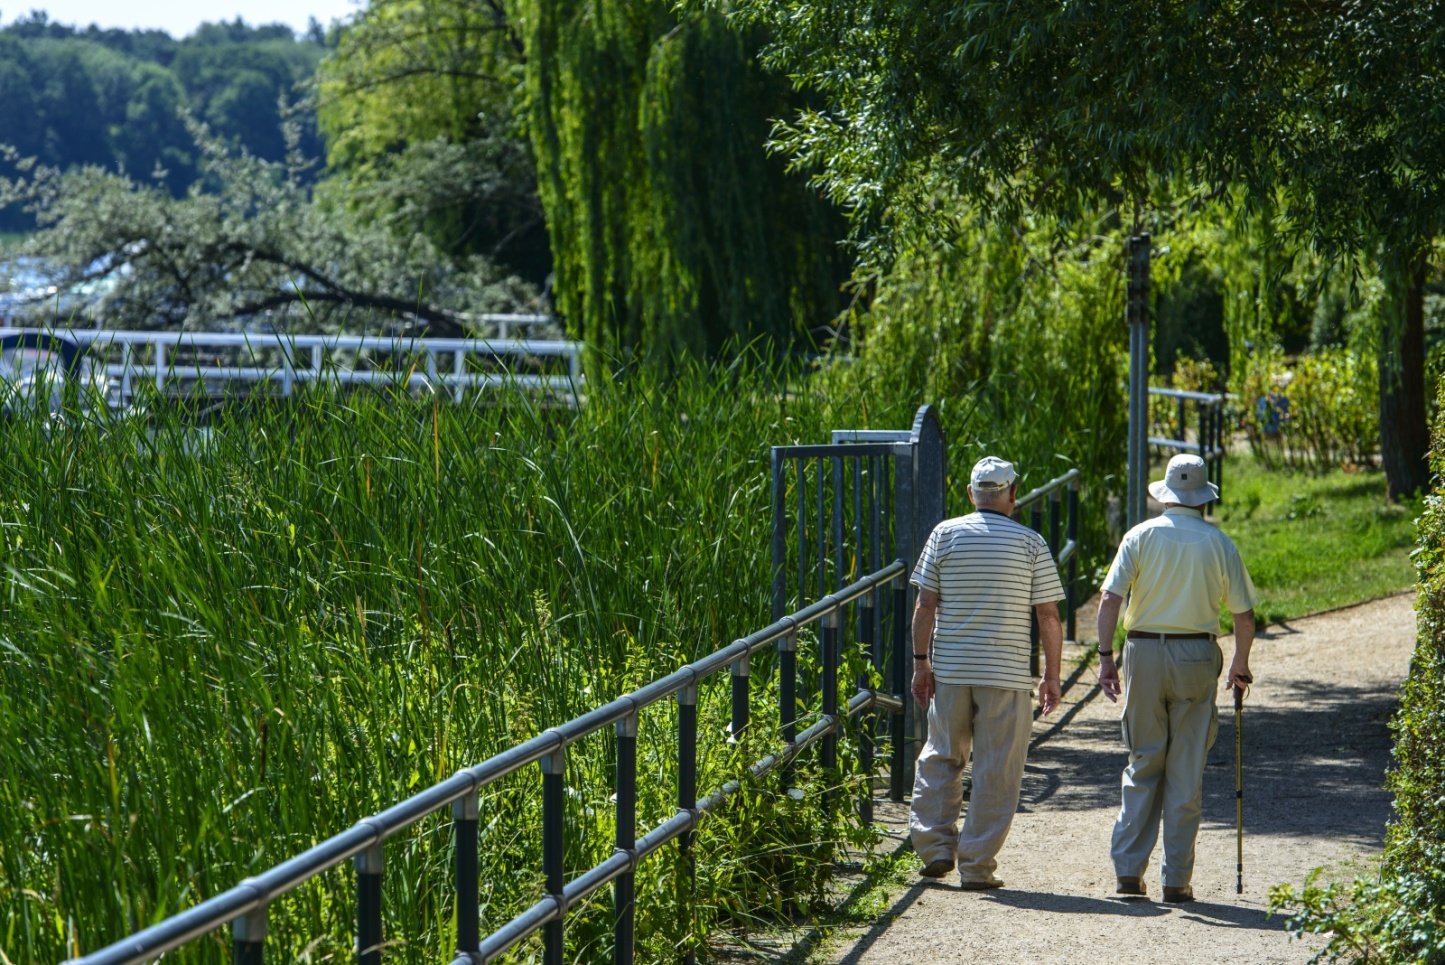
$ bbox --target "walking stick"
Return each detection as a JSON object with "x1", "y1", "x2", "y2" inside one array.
[{"x1": 1234, "y1": 683, "x2": 1245, "y2": 895}]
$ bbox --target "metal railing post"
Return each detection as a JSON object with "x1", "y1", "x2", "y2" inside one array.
[
  {"x1": 613, "y1": 714, "x2": 638, "y2": 965},
  {"x1": 894, "y1": 443, "x2": 919, "y2": 794},
  {"x1": 779, "y1": 631, "x2": 798, "y2": 786},
  {"x1": 857, "y1": 593, "x2": 875, "y2": 824},
  {"x1": 1198, "y1": 400, "x2": 1212, "y2": 516},
  {"x1": 1067, "y1": 482, "x2": 1080, "y2": 642},
  {"x1": 355, "y1": 844, "x2": 383, "y2": 965},
  {"x1": 540, "y1": 751, "x2": 566, "y2": 965},
  {"x1": 731, "y1": 652, "x2": 750, "y2": 741},
  {"x1": 890, "y1": 576, "x2": 908, "y2": 803},
  {"x1": 1214, "y1": 400, "x2": 1226, "y2": 500},
  {"x1": 771, "y1": 450, "x2": 787, "y2": 623},
  {"x1": 453, "y1": 790, "x2": 480, "y2": 957},
  {"x1": 1029, "y1": 503, "x2": 1044, "y2": 679},
  {"x1": 677, "y1": 682, "x2": 699, "y2": 965},
  {"x1": 232, "y1": 906, "x2": 266, "y2": 965},
  {"x1": 821, "y1": 610, "x2": 840, "y2": 814},
  {"x1": 540, "y1": 748, "x2": 566, "y2": 965}
]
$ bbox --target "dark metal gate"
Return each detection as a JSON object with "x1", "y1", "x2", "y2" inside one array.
[{"x1": 769, "y1": 405, "x2": 947, "y2": 801}]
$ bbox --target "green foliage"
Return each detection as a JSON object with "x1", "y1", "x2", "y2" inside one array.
[
  {"x1": 814, "y1": 198, "x2": 1127, "y2": 586},
  {"x1": 1267, "y1": 373, "x2": 1445, "y2": 961},
  {"x1": 517, "y1": 0, "x2": 850, "y2": 371},
  {"x1": 314, "y1": 0, "x2": 549, "y2": 283},
  {"x1": 1236, "y1": 347, "x2": 1380, "y2": 474},
  {"x1": 717, "y1": 0, "x2": 1439, "y2": 499}
]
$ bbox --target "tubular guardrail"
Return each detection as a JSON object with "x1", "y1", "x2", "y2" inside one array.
[
  {"x1": 0, "y1": 328, "x2": 584, "y2": 407},
  {"x1": 1147, "y1": 386, "x2": 1228, "y2": 512},
  {"x1": 64, "y1": 561, "x2": 909, "y2": 965},
  {"x1": 1014, "y1": 469, "x2": 1082, "y2": 671}
]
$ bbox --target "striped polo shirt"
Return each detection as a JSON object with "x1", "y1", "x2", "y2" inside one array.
[{"x1": 911, "y1": 510, "x2": 1066, "y2": 691}]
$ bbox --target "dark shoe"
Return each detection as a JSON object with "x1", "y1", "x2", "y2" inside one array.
[
  {"x1": 959, "y1": 877, "x2": 1004, "y2": 891},
  {"x1": 1115, "y1": 876, "x2": 1147, "y2": 897},
  {"x1": 919, "y1": 858, "x2": 954, "y2": 879},
  {"x1": 1162, "y1": 886, "x2": 1195, "y2": 904}
]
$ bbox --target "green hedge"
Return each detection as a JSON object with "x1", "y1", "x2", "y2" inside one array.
[{"x1": 1268, "y1": 373, "x2": 1445, "y2": 962}]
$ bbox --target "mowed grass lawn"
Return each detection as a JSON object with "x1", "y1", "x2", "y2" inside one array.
[{"x1": 1215, "y1": 451, "x2": 1423, "y2": 627}]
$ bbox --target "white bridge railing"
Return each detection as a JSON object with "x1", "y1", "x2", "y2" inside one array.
[{"x1": 0, "y1": 326, "x2": 584, "y2": 410}]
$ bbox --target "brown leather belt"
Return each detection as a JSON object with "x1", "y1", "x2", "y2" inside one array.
[{"x1": 1126, "y1": 632, "x2": 1215, "y2": 642}]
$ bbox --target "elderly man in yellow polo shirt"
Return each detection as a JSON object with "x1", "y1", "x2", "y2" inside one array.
[{"x1": 1096, "y1": 453, "x2": 1257, "y2": 903}]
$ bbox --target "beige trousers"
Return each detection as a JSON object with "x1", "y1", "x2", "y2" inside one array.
[
  {"x1": 909, "y1": 684, "x2": 1033, "y2": 883},
  {"x1": 1111, "y1": 637, "x2": 1223, "y2": 887}
]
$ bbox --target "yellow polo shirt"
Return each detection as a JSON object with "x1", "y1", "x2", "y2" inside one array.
[{"x1": 1101, "y1": 507, "x2": 1257, "y2": 635}]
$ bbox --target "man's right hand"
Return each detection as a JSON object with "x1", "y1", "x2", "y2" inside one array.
[
  {"x1": 1098, "y1": 654, "x2": 1121, "y2": 703},
  {"x1": 911, "y1": 662, "x2": 935, "y2": 707}
]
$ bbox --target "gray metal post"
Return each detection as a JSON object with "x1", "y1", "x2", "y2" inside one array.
[
  {"x1": 730, "y1": 653, "x2": 750, "y2": 740},
  {"x1": 613, "y1": 715, "x2": 638, "y2": 965},
  {"x1": 894, "y1": 444, "x2": 918, "y2": 794},
  {"x1": 1127, "y1": 234, "x2": 1152, "y2": 528},
  {"x1": 771, "y1": 449, "x2": 787, "y2": 623},
  {"x1": 858, "y1": 592, "x2": 875, "y2": 824},
  {"x1": 355, "y1": 844, "x2": 383, "y2": 965},
  {"x1": 821, "y1": 610, "x2": 840, "y2": 815},
  {"x1": 541, "y1": 748, "x2": 566, "y2": 965},
  {"x1": 677, "y1": 683, "x2": 698, "y2": 965},
  {"x1": 453, "y1": 790, "x2": 480, "y2": 956},
  {"x1": 233, "y1": 906, "x2": 267, "y2": 965}
]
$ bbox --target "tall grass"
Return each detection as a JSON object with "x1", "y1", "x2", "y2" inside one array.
[{"x1": 0, "y1": 363, "x2": 865, "y2": 963}]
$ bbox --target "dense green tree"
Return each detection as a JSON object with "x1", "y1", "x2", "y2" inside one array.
[
  {"x1": 113, "y1": 65, "x2": 195, "y2": 191},
  {"x1": 516, "y1": 1, "x2": 850, "y2": 370},
  {"x1": 723, "y1": 0, "x2": 1437, "y2": 497},
  {"x1": 0, "y1": 39, "x2": 42, "y2": 160},
  {"x1": 315, "y1": 0, "x2": 549, "y2": 283},
  {"x1": 29, "y1": 42, "x2": 110, "y2": 168},
  {"x1": 0, "y1": 16, "x2": 326, "y2": 212},
  {"x1": 172, "y1": 27, "x2": 324, "y2": 162}
]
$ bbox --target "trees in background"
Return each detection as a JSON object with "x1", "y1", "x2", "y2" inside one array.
[
  {"x1": 0, "y1": 15, "x2": 327, "y2": 233},
  {"x1": 0, "y1": 121, "x2": 535, "y2": 333},
  {"x1": 722, "y1": 0, "x2": 1439, "y2": 498}
]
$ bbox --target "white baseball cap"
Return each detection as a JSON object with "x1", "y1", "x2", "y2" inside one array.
[{"x1": 970, "y1": 456, "x2": 1017, "y2": 492}]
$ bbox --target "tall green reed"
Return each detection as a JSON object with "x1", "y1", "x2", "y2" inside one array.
[{"x1": 0, "y1": 360, "x2": 861, "y2": 963}]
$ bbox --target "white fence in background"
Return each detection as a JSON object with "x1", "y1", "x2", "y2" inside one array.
[{"x1": 0, "y1": 326, "x2": 583, "y2": 410}]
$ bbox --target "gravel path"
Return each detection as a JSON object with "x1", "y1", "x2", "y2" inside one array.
[{"x1": 813, "y1": 591, "x2": 1419, "y2": 965}]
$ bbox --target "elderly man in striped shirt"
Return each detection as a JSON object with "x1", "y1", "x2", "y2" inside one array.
[{"x1": 908, "y1": 456, "x2": 1066, "y2": 890}]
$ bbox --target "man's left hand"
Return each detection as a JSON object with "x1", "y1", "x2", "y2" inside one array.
[
  {"x1": 1038, "y1": 677, "x2": 1061, "y2": 716},
  {"x1": 911, "y1": 664, "x2": 935, "y2": 708}
]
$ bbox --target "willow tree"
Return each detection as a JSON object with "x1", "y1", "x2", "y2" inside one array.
[{"x1": 515, "y1": 2, "x2": 849, "y2": 370}]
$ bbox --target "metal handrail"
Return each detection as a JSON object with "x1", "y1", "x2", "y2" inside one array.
[
  {"x1": 65, "y1": 559, "x2": 908, "y2": 965},
  {"x1": 1146, "y1": 385, "x2": 1229, "y2": 512},
  {"x1": 0, "y1": 327, "x2": 585, "y2": 405}
]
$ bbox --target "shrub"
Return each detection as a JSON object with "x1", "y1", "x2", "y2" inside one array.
[
  {"x1": 1268, "y1": 372, "x2": 1445, "y2": 963},
  {"x1": 1238, "y1": 347, "x2": 1379, "y2": 473}
]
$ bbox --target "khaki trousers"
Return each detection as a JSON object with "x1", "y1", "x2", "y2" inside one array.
[
  {"x1": 909, "y1": 684, "x2": 1033, "y2": 883},
  {"x1": 1111, "y1": 637, "x2": 1222, "y2": 888}
]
